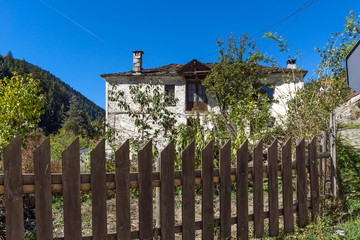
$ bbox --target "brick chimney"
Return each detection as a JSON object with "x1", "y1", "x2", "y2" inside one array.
[
  {"x1": 133, "y1": 50, "x2": 144, "y2": 72},
  {"x1": 287, "y1": 59, "x2": 296, "y2": 69}
]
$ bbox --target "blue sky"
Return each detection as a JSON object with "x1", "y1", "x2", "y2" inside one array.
[{"x1": 1, "y1": 0, "x2": 360, "y2": 109}]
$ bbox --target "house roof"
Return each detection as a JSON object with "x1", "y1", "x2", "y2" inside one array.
[{"x1": 100, "y1": 60, "x2": 307, "y2": 78}]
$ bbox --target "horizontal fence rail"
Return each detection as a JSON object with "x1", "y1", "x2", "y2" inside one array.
[{"x1": 0, "y1": 135, "x2": 330, "y2": 239}]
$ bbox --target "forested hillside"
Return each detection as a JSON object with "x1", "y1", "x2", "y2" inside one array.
[{"x1": 0, "y1": 52, "x2": 105, "y2": 135}]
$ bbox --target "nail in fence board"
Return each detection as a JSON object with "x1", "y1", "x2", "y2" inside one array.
[
  {"x1": 253, "y1": 140, "x2": 264, "y2": 238},
  {"x1": 182, "y1": 141, "x2": 195, "y2": 239},
  {"x1": 4, "y1": 135, "x2": 24, "y2": 239},
  {"x1": 237, "y1": 140, "x2": 249, "y2": 239},
  {"x1": 268, "y1": 139, "x2": 279, "y2": 237},
  {"x1": 296, "y1": 139, "x2": 308, "y2": 228},
  {"x1": 62, "y1": 138, "x2": 82, "y2": 240},
  {"x1": 202, "y1": 140, "x2": 214, "y2": 240},
  {"x1": 34, "y1": 137, "x2": 53, "y2": 240},
  {"x1": 91, "y1": 139, "x2": 107, "y2": 239},
  {"x1": 309, "y1": 138, "x2": 320, "y2": 220},
  {"x1": 282, "y1": 138, "x2": 294, "y2": 233},
  {"x1": 115, "y1": 140, "x2": 131, "y2": 239},
  {"x1": 160, "y1": 141, "x2": 175, "y2": 239},
  {"x1": 219, "y1": 140, "x2": 231, "y2": 238},
  {"x1": 138, "y1": 141, "x2": 153, "y2": 239}
]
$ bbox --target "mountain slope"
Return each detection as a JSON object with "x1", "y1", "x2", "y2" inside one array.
[{"x1": 0, "y1": 53, "x2": 105, "y2": 135}]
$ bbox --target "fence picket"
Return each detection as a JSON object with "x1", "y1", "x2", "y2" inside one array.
[
  {"x1": 237, "y1": 140, "x2": 249, "y2": 240},
  {"x1": 34, "y1": 137, "x2": 52, "y2": 240},
  {"x1": 160, "y1": 140, "x2": 175, "y2": 239},
  {"x1": 62, "y1": 138, "x2": 82, "y2": 240},
  {"x1": 220, "y1": 140, "x2": 231, "y2": 238},
  {"x1": 202, "y1": 140, "x2": 214, "y2": 240},
  {"x1": 296, "y1": 138, "x2": 307, "y2": 228},
  {"x1": 282, "y1": 138, "x2": 294, "y2": 233},
  {"x1": 0, "y1": 135, "x2": 327, "y2": 239},
  {"x1": 268, "y1": 139, "x2": 279, "y2": 237},
  {"x1": 91, "y1": 139, "x2": 107, "y2": 239},
  {"x1": 138, "y1": 141, "x2": 153, "y2": 239},
  {"x1": 182, "y1": 141, "x2": 195, "y2": 240},
  {"x1": 253, "y1": 140, "x2": 264, "y2": 238},
  {"x1": 4, "y1": 135, "x2": 24, "y2": 240},
  {"x1": 115, "y1": 140, "x2": 131, "y2": 239},
  {"x1": 309, "y1": 137, "x2": 320, "y2": 220}
]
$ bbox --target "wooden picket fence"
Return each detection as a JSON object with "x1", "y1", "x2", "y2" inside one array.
[{"x1": 0, "y1": 135, "x2": 334, "y2": 239}]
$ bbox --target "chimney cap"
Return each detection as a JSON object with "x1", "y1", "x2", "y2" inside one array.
[
  {"x1": 133, "y1": 50, "x2": 144, "y2": 54},
  {"x1": 287, "y1": 59, "x2": 296, "y2": 64}
]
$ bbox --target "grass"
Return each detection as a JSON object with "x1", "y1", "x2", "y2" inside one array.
[
  {"x1": 338, "y1": 124, "x2": 360, "y2": 129},
  {"x1": 261, "y1": 198, "x2": 360, "y2": 240},
  {"x1": 260, "y1": 136, "x2": 360, "y2": 240}
]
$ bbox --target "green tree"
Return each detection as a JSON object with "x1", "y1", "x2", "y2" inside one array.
[
  {"x1": 63, "y1": 96, "x2": 93, "y2": 138},
  {"x1": 108, "y1": 80, "x2": 177, "y2": 155},
  {"x1": 0, "y1": 72, "x2": 44, "y2": 151},
  {"x1": 265, "y1": 11, "x2": 358, "y2": 139},
  {"x1": 202, "y1": 33, "x2": 274, "y2": 143}
]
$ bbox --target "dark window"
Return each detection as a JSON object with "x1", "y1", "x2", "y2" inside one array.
[
  {"x1": 186, "y1": 82, "x2": 207, "y2": 111},
  {"x1": 260, "y1": 85, "x2": 274, "y2": 99},
  {"x1": 165, "y1": 85, "x2": 175, "y2": 103}
]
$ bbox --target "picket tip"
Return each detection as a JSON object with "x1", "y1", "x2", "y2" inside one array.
[
  {"x1": 161, "y1": 140, "x2": 174, "y2": 154},
  {"x1": 4, "y1": 135, "x2": 21, "y2": 152},
  {"x1": 114, "y1": 139, "x2": 129, "y2": 156},
  {"x1": 182, "y1": 140, "x2": 195, "y2": 155},
  {"x1": 91, "y1": 139, "x2": 105, "y2": 154}
]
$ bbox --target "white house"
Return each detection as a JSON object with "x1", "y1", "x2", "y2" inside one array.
[{"x1": 101, "y1": 51, "x2": 307, "y2": 146}]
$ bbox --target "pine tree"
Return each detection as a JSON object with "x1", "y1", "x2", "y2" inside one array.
[{"x1": 63, "y1": 96, "x2": 93, "y2": 138}]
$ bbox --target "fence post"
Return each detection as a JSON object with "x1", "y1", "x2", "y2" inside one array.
[
  {"x1": 90, "y1": 139, "x2": 107, "y2": 239},
  {"x1": 182, "y1": 141, "x2": 195, "y2": 239},
  {"x1": 4, "y1": 135, "x2": 24, "y2": 240},
  {"x1": 296, "y1": 138, "x2": 307, "y2": 228},
  {"x1": 329, "y1": 113, "x2": 337, "y2": 197},
  {"x1": 253, "y1": 140, "x2": 264, "y2": 238},
  {"x1": 160, "y1": 141, "x2": 175, "y2": 240},
  {"x1": 319, "y1": 130, "x2": 327, "y2": 195},
  {"x1": 309, "y1": 137, "x2": 320, "y2": 220},
  {"x1": 202, "y1": 140, "x2": 214, "y2": 240},
  {"x1": 62, "y1": 138, "x2": 82, "y2": 240},
  {"x1": 115, "y1": 140, "x2": 131, "y2": 239},
  {"x1": 237, "y1": 140, "x2": 249, "y2": 240},
  {"x1": 34, "y1": 137, "x2": 53, "y2": 240},
  {"x1": 282, "y1": 138, "x2": 294, "y2": 233},
  {"x1": 138, "y1": 141, "x2": 153, "y2": 239},
  {"x1": 268, "y1": 139, "x2": 279, "y2": 237},
  {"x1": 219, "y1": 140, "x2": 231, "y2": 238}
]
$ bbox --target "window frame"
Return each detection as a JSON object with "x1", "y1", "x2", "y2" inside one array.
[{"x1": 164, "y1": 84, "x2": 176, "y2": 106}]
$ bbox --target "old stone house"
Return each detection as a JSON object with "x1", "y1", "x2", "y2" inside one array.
[{"x1": 101, "y1": 51, "x2": 307, "y2": 146}]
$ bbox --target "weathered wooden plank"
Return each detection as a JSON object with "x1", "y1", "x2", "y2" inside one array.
[
  {"x1": 91, "y1": 139, "x2": 107, "y2": 239},
  {"x1": 329, "y1": 113, "x2": 337, "y2": 197},
  {"x1": 253, "y1": 140, "x2": 264, "y2": 238},
  {"x1": 4, "y1": 135, "x2": 24, "y2": 239},
  {"x1": 296, "y1": 138, "x2": 307, "y2": 228},
  {"x1": 319, "y1": 131, "x2": 327, "y2": 194},
  {"x1": 160, "y1": 140, "x2": 175, "y2": 240},
  {"x1": 282, "y1": 138, "x2": 294, "y2": 233},
  {"x1": 202, "y1": 140, "x2": 214, "y2": 240},
  {"x1": 268, "y1": 139, "x2": 279, "y2": 237},
  {"x1": 309, "y1": 137, "x2": 320, "y2": 221},
  {"x1": 34, "y1": 137, "x2": 52, "y2": 240},
  {"x1": 219, "y1": 140, "x2": 231, "y2": 238},
  {"x1": 115, "y1": 140, "x2": 131, "y2": 240},
  {"x1": 62, "y1": 138, "x2": 82, "y2": 240},
  {"x1": 138, "y1": 141, "x2": 153, "y2": 239},
  {"x1": 237, "y1": 140, "x2": 249, "y2": 240},
  {"x1": 182, "y1": 141, "x2": 195, "y2": 240}
]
